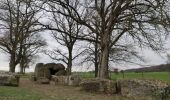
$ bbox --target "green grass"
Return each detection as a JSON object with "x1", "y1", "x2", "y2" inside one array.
[
  {"x1": 77, "y1": 72, "x2": 170, "y2": 82},
  {"x1": 0, "y1": 86, "x2": 42, "y2": 100}
]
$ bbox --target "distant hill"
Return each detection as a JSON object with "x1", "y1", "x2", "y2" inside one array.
[{"x1": 125, "y1": 64, "x2": 170, "y2": 72}]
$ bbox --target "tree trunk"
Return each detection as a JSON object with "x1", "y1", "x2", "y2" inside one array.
[
  {"x1": 94, "y1": 34, "x2": 99, "y2": 77},
  {"x1": 67, "y1": 48, "x2": 73, "y2": 75},
  {"x1": 98, "y1": 47, "x2": 109, "y2": 79},
  {"x1": 20, "y1": 66, "x2": 24, "y2": 74},
  {"x1": 95, "y1": 62, "x2": 98, "y2": 77},
  {"x1": 20, "y1": 59, "x2": 26, "y2": 74},
  {"x1": 97, "y1": 33, "x2": 110, "y2": 79},
  {"x1": 21, "y1": 65, "x2": 26, "y2": 74},
  {"x1": 20, "y1": 62, "x2": 24, "y2": 74},
  {"x1": 9, "y1": 55, "x2": 16, "y2": 72},
  {"x1": 9, "y1": 64, "x2": 15, "y2": 72},
  {"x1": 23, "y1": 67, "x2": 26, "y2": 73}
]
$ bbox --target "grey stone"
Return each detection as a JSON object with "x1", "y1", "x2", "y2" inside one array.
[
  {"x1": 0, "y1": 72, "x2": 20, "y2": 86},
  {"x1": 80, "y1": 78, "x2": 117, "y2": 94},
  {"x1": 52, "y1": 75, "x2": 82, "y2": 86},
  {"x1": 66, "y1": 75, "x2": 81, "y2": 86},
  {"x1": 34, "y1": 63, "x2": 66, "y2": 80},
  {"x1": 120, "y1": 79, "x2": 169, "y2": 98},
  {"x1": 37, "y1": 77, "x2": 50, "y2": 84}
]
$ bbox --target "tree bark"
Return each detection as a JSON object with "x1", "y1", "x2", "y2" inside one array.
[
  {"x1": 9, "y1": 64, "x2": 15, "y2": 72},
  {"x1": 9, "y1": 55, "x2": 16, "y2": 72},
  {"x1": 97, "y1": 33, "x2": 110, "y2": 79},
  {"x1": 94, "y1": 34, "x2": 99, "y2": 77},
  {"x1": 67, "y1": 47, "x2": 73, "y2": 75},
  {"x1": 20, "y1": 60, "x2": 25, "y2": 74},
  {"x1": 20, "y1": 66, "x2": 24, "y2": 74},
  {"x1": 20, "y1": 57, "x2": 26, "y2": 74},
  {"x1": 23, "y1": 67, "x2": 26, "y2": 73},
  {"x1": 95, "y1": 62, "x2": 98, "y2": 77}
]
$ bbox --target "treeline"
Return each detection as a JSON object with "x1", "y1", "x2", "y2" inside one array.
[{"x1": 126, "y1": 64, "x2": 170, "y2": 72}]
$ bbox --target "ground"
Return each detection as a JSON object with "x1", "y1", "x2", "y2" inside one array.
[
  {"x1": 0, "y1": 78, "x2": 129, "y2": 100},
  {"x1": 0, "y1": 72, "x2": 170, "y2": 100}
]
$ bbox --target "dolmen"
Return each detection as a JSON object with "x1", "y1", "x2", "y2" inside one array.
[
  {"x1": 33, "y1": 63, "x2": 82, "y2": 86},
  {"x1": 33, "y1": 63, "x2": 67, "y2": 84}
]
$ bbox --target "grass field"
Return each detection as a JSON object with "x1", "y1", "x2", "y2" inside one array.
[
  {"x1": 0, "y1": 87, "x2": 41, "y2": 100},
  {"x1": 78, "y1": 72, "x2": 170, "y2": 82}
]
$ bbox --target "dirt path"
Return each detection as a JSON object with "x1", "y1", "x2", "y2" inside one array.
[{"x1": 19, "y1": 78, "x2": 125, "y2": 100}]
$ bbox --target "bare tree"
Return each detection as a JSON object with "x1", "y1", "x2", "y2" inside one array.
[
  {"x1": 43, "y1": 5, "x2": 83, "y2": 75},
  {"x1": 45, "y1": 0, "x2": 170, "y2": 79},
  {"x1": 0, "y1": 0, "x2": 43, "y2": 72},
  {"x1": 81, "y1": 41, "x2": 144, "y2": 77},
  {"x1": 80, "y1": 41, "x2": 100, "y2": 77},
  {"x1": 19, "y1": 34, "x2": 46, "y2": 74},
  {"x1": 109, "y1": 44, "x2": 144, "y2": 65}
]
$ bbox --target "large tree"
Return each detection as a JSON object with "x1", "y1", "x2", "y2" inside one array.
[
  {"x1": 0, "y1": 0, "x2": 43, "y2": 72},
  {"x1": 19, "y1": 33, "x2": 46, "y2": 74},
  {"x1": 46, "y1": 0, "x2": 170, "y2": 79},
  {"x1": 43, "y1": 5, "x2": 84, "y2": 75}
]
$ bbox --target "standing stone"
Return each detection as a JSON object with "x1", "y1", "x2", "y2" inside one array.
[
  {"x1": 34, "y1": 63, "x2": 44, "y2": 78},
  {"x1": 66, "y1": 75, "x2": 81, "y2": 86}
]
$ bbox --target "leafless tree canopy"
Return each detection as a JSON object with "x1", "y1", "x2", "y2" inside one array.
[
  {"x1": 44, "y1": 0, "x2": 170, "y2": 78},
  {"x1": 0, "y1": 0, "x2": 169, "y2": 79},
  {"x1": 43, "y1": 9, "x2": 83, "y2": 75},
  {"x1": 0, "y1": 0, "x2": 45, "y2": 72}
]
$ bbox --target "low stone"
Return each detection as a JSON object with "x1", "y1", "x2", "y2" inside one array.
[
  {"x1": 66, "y1": 75, "x2": 81, "y2": 86},
  {"x1": 120, "y1": 79, "x2": 169, "y2": 98},
  {"x1": 80, "y1": 79, "x2": 100, "y2": 92},
  {"x1": 55, "y1": 70, "x2": 67, "y2": 76},
  {"x1": 30, "y1": 74, "x2": 36, "y2": 81},
  {"x1": 80, "y1": 78, "x2": 117, "y2": 94},
  {"x1": 37, "y1": 77, "x2": 50, "y2": 84},
  {"x1": 52, "y1": 75, "x2": 82, "y2": 86},
  {"x1": 0, "y1": 72, "x2": 20, "y2": 86},
  {"x1": 52, "y1": 76, "x2": 66, "y2": 85}
]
